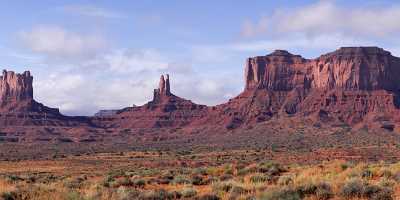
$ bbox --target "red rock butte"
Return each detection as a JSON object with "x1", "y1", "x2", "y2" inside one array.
[{"x1": 1, "y1": 46, "x2": 400, "y2": 141}]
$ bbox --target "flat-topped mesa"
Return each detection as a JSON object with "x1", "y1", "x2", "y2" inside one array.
[
  {"x1": 244, "y1": 50, "x2": 307, "y2": 90},
  {"x1": 0, "y1": 70, "x2": 33, "y2": 104},
  {"x1": 313, "y1": 46, "x2": 400, "y2": 91},
  {"x1": 244, "y1": 47, "x2": 400, "y2": 92},
  {"x1": 152, "y1": 74, "x2": 171, "y2": 103}
]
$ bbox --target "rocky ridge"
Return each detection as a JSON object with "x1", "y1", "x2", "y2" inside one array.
[{"x1": 1, "y1": 46, "x2": 400, "y2": 143}]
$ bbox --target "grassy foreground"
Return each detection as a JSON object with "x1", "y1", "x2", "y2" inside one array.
[{"x1": 0, "y1": 151, "x2": 400, "y2": 200}]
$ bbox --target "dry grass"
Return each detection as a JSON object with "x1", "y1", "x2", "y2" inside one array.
[{"x1": 1, "y1": 151, "x2": 400, "y2": 200}]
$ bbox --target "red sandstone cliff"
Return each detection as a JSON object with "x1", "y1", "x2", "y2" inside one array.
[
  {"x1": 0, "y1": 70, "x2": 91, "y2": 127},
  {"x1": 209, "y1": 47, "x2": 400, "y2": 129},
  {"x1": 2, "y1": 46, "x2": 400, "y2": 138}
]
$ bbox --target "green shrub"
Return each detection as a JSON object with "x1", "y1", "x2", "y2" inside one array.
[
  {"x1": 102, "y1": 175, "x2": 115, "y2": 187},
  {"x1": 231, "y1": 185, "x2": 246, "y2": 194},
  {"x1": 277, "y1": 175, "x2": 293, "y2": 186},
  {"x1": 237, "y1": 168, "x2": 250, "y2": 176},
  {"x1": 191, "y1": 175, "x2": 205, "y2": 185},
  {"x1": 171, "y1": 175, "x2": 190, "y2": 185},
  {"x1": 0, "y1": 192, "x2": 15, "y2": 200},
  {"x1": 250, "y1": 174, "x2": 271, "y2": 183},
  {"x1": 296, "y1": 182, "x2": 317, "y2": 196},
  {"x1": 181, "y1": 187, "x2": 197, "y2": 198},
  {"x1": 315, "y1": 182, "x2": 333, "y2": 200},
  {"x1": 168, "y1": 191, "x2": 182, "y2": 199},
  {"x1": 6, "y1": 175, "x2": 23, "y2": 183},
  {"x1": 361, "y1": 169, "x2": 373, "y2": 179},
  {"x1": 66, "y1": 191, "x2": 84, "y2": 200},
  {"x1": 370, "y1": 188, "x2": 393, "y2": 200},
  {"x1": 138, "y1": 189, "x2": 172, "y2": 200},
  {"x1": 261, "y1": 187, "x2": 301, "y2": 200},
  {"x1": 195, "y1": 193, "x2": 221, "y2": 200},
  {"x1": 132, "y1": 179, "x2": 146, "y2": 188},
  {"x1": 212, "y1": 181, "x2": 236, "y2": 193},
  {"x1": 117, "y1": 187, "x2": 140, "y2": 200},
  {"x1": 193, "y1": 168, "x2": 208, "y2": 176},
  {"x1": 363, "y1": 185, "x2": 393, "y2": 200},
  {"x1": 64, "y1": 177, "x2": 86, "y2": 189},
  {"x1": 258, "y1": 162, "x2": 284, "y2": 175},
  {"x1": 378, "y1": 178, "x2": 395, "y2": 188},
  {"x1": 340, "y1": 178, "x2": 365, "y2": 198}
]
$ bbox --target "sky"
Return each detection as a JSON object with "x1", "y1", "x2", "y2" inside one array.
[{"x1": 0, "y1": 0, "x2": 399, "y2": 116}]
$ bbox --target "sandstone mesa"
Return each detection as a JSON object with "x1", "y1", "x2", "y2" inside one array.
[{"x1": 1, "y1": 46, "x2": 400, "y2": 142}]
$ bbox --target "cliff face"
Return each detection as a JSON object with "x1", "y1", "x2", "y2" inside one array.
[
  {"x1": 244, "y1": 50, "x2": 307, "y2": 90},
  {"x1": 2, "y1": 46, "x2": 400, "y2": 140},
  {"x1": 223, "y1": 47, "x2": 400, "y2": 127},
  {"x1": 245, "y1": 47, "x2": 400, "y2": 92},
  {"x1": 0, "y1": 70, "x2": 92, "y2": 128},
  {"x1": 0, "y1": 70, "x2": 33, "y2": 104}
]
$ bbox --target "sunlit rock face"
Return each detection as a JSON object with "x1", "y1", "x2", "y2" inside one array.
[
  {"x1": 244, "y1": 47, "x2": 400, "y2": 92},
  {"x1": 0, "y1": 70, "x2": 33, "y2": 104}
]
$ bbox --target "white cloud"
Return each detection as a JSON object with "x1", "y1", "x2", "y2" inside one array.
[
  {"x1": 241, "y1": 1, "x2": 400, "y2": 38},
  {"x1": 232, "y1": 34, "x2": 372, "y2": 52},
  {"x1": 62, "y1": 5, "x2": 125, "y2": 19},
  {"x1": 28, "y1": 44, "x2": 239, "y2": 115},
  {"x1": 103, "y1": 49, "x2": 169, "y2": 73},
  {"x1": 19, "y1": 25, "x2": 107, "y2": 60}
]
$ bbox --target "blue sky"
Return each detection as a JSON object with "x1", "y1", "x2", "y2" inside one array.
[{"x1": 0, "y1": 0, "x2": 399, "y2": 115}]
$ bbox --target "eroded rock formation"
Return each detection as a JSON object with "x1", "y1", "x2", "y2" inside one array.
[
  {"x1": 219, "y1": 47, "x2": 400, "y2": 128},
  {"x1": 0, "y1": 70, "x2": 91, "y2": 129},
  {"x1": 0, "y1": 70, "x2": 33, "y2": 103},
  {"x1": 94, "y1": 74, "x2": 207, "y2": 129},
  {"x1": 244, "y1": 47, "x2": 400, "y2": 92},
  {"x1": 2, "y1": 46, "x2": 400, "y2": 143}
]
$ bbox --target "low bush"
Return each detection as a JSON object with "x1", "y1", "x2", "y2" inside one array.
[
  {"x1": 250, "y1": 174, "x2": 271, "y2": 183},
  {"x1": 361, "y1": 168, "x2": 373, "y2": 179},
  {"x1": 261, "y1": 187, "x2": 301, "y2": 200},
  {"x1": 277, "y1": 175, "x2": 293, "y2": 186},
  {"x1": 171, "y1": 175, "x2": 190, "y2": 185},
  {"x1": 212, "y1": 181, "x2": 237, "y2": 193},
  {"x1": 315, "y1": 182, "x2": 333, "y2": 200},
  {"x1": 132, "y1": 179, "x2": 146, "y2": 188},
  {"x1": 191, "y1": 175, "x2": 206, "y2": 185},
  {"x1": 181, "y1": 187, "x2": 197, "y2": 198},
  {"x1": 138, "y1": 189, "x2": 172, "y2": 200},
  {"x1": 340, "y1": 178, "x2": 365, "y2": 198},
  {"x1": 1, "y1": 192, "x2": 15, "y2": 200},
  {"x1": 195, "y1": 193, "x2": 221, "y2": 200}
]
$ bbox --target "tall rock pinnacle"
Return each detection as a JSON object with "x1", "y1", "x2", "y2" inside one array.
[
  {"x1": 153, "y1": 74, "x2": 172, "y2": 102},
  {"x1": 165, "y1": 74, "x2": 171, "y2": 96},
  {"x1": 0, "y1": 70, "x2": 33, "y2": 104}
]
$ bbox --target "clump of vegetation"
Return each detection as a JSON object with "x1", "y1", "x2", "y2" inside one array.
[
  {"x1": 1, "y1": 151, "x2": 400, "y2": 200},
  {"x1": 250, "y1": 173, "x2": 272, "y2": 183},
  {"x1": 181, "y1": 187, "x2": 197, "y2": 198},
  {"x1": 339, "y1": 178, "x2": 365, "y2": 198},
  {"x1": 261, "y1": 187, "x2": 301, "y2": 200}
]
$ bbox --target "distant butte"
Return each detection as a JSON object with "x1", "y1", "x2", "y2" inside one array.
[{"x1": 2, "y1": 46, "x2": 400, "y2": 143}]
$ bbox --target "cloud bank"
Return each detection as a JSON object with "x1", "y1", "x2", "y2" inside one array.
[{"x1": 241, "y1": 1, "x2": 400, "y2": 38}]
